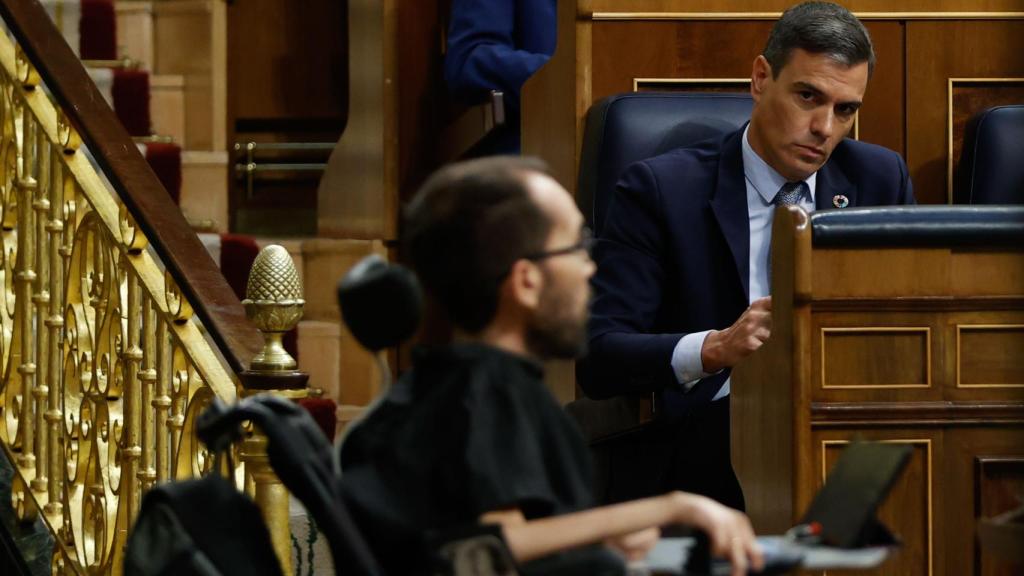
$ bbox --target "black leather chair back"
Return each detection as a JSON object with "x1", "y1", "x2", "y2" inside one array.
[
  {"x1": 578, "y1": 92, "x2": 753, "y2": 235},
  {"x1": 956, "y1": 105, "x2": 1024, "y2": 204}
]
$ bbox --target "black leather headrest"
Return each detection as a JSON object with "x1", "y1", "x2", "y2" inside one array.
[
  {"x1": 578, "y1": 92, "x2": 753, "y2": 234},
  {"x1": 337, "y1": 255, "x2": 423, "y2": 351},
  {"x1": 811, "y1": 206, "x2": 1024, "y2": 247},
  {"x1": 956, "y1": 105, "x2": 1024, "y2": 204}
]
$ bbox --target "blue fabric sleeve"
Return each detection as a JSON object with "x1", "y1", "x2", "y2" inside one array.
[{"x1": 444, "y1": 0, "x2": 553, "y2": 112}]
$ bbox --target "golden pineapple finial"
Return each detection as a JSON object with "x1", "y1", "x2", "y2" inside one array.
[{"x1": 242, "y1": 245, "x2": 304, "y2": 371}]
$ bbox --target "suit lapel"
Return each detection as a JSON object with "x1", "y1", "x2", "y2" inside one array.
[
  {"x1": 709, "y1": 130, "x2": 751, "y2": 300},
  {"x1": 816, "y1": 150, "x2": 858, "y2": 210}
]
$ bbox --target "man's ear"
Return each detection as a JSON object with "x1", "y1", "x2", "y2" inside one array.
[
  {"x1": 505, "y1": 259, "x2": 543, "y2": 310},
  {"x1": 751, "y1": 55, "x2": 771, "y2": 102}
]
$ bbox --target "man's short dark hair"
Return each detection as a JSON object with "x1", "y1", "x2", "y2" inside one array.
[
  {"x1": 763, "y1": 2, "x2": 875, "y2": 78},
  {"x1": 403, "y1": 156, "x2": 553, "y2": 333}
]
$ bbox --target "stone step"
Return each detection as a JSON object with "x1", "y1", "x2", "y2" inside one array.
[
  {"x1": 115, "y1": 1, "x2": 155, "y2": 70},
  {"x1": 180, "y1": 150, "x2": 228, "y2": 232},
  {"x1": 151, "y1": 74, "x2": 186, "y2": 145}
]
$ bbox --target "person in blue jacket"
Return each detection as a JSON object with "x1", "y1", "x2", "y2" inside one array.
[{"x1": 444, "y1": 0, "x2": 557, "y2": 154}]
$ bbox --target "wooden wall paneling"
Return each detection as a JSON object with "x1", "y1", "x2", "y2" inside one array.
[
  {"x1": 224, "y1": 0, "x2": 349, "y2": 235},
  {"x1": 812, "y1": 248, "x2": 952, "y2": 299},
  {"x1": 946, "y1": 309, "x2": 1024, "y2": 402},
  {"x1": 226, "y1": 0, "x2": 348, "y2": 124},
  {"x1": 906, "y1": 20, "x2": 1024, "y2": 204},
  {"x1": 951, "y1": 250, "x2": 1024, "y2": 297},
  {"x1": 633, "y1": 78, "x2": 750, "y2": 93},
  {"x1": 523, "y1": 0, "x2": 588, "y2": 196},
  {"x1": 397, "y1": 0, "x2": 447, "y2": 206},
  {"x1": 811, "y1": 312, "x2": 946, "y2": 403},
  {"x1": 957, "y1": 325, "x2": 1024, "y2": 387},
  {"x1": 813, "y1": 430, "x2": 941, "y2": 576},
  {"x1": 943, "y1": 428, "x2": 1024, "y2": 576},
  {"x1": 820, "y1": 328, "x2": 931, "y2": 387},
  {"x1": 591, "y1": 21, "x2": 770, "y2": 103},
  {"x1": 318, "y1": 0, "x2": 398, "y2": 240},
  {"x1": 855, "y1": 22, "x2": 905, "y2": 156},
  {"x1": 583, "y1": 0, "x2": 1024, "y2": 13}
]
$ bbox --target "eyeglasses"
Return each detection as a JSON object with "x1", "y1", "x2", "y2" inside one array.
[{"x1": 523, "y1": 227, "x2": 594, "y2": 261}]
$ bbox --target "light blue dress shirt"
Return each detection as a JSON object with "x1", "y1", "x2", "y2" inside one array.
[{"x1": 670, "y1": 126, "x2": 817, "y2": 400}]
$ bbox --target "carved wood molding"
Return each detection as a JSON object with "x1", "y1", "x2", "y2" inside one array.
[
  {"x1": 811, "y1": 401, "x2": 1024, "y2": 426},
  {"x1": 807, "y1": 297, "x2": 1024, "y2": 312}
]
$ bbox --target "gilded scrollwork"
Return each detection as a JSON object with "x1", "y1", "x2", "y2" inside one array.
[
  {"x1": 0, "y1": 32, "x2": 243, "y2": 575},
  {"x1": 56, "y1": 110, "x2": 79, "y2": 154},
  {"x1": 163, "y1": 270, "x2": 193, "y2": 324}
]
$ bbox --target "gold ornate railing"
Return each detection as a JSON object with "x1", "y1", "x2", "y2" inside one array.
[
  {"x1": 0, "y1": 28, "x2": 243, "y2": 575},
  {"x1": 0, "y1": 1, "x2": 304, "y2": 574}
]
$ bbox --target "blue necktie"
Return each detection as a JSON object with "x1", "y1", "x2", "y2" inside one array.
[
  {"x1": 767, "y1": 181, "x2": 808, "y2": 286},
  {"x1": 774, "y1": 181, "x2": 808, "y2": 206}
]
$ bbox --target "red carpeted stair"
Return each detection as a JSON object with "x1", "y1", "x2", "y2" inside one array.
[
  {"x1": 112, "y1": 68, "x2": 150, "y2": 136},
  {"x1": 144, "y1": 142, "x2": 181, "y2": 204},
  {"x1": 79, "y1": 0, "x2": 116, "y2": 60}
]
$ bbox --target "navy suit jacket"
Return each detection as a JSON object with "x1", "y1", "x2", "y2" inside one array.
[{"x1": 579, "y1": 128, "x2": 915, "y2": 421}]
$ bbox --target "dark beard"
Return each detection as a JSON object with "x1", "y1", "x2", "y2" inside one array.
[
  {"x1": 525, "y1": 317, "x2": 588, "y2": 360},
  {"x1": 524, "y1": 289, "x2": 588, "y2": 360}
]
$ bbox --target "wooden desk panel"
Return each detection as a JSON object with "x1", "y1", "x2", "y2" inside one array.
[
  {"x1": 729, "y1": 207, "x2": 1024, "y2": 576},
  {"x1": 809, "y1": 309, "x2": 1024, "y2": 403},
  {"x1": 951, "y1": 252, "x2": 1024, "y2": 297},
  {"x1": 943, "y1": 428, "x2": 1024, "y2": 576},
  {"x1": 950, "y1": 315, "x2": 1024, "y2": 403},
  {"x1": 811, "y1": 312, "x2": 943, "y2": 403}
]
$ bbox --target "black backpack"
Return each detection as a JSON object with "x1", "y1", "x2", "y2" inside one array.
[{"x1": 124, "y1": 472, "x2": 281, "y2": 576}]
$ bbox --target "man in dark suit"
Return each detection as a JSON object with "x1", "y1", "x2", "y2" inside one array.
[{"x1": 579, "y1": 1, "x2": 916, "y2": 511}]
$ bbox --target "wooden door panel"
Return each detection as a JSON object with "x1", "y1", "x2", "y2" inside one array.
[
  {"x1": 943, "y1": 428, "x2": 1024, "y2": 576},
  {"x1": 905, "y1": 20, "x2": 1024, "y2": 204}
]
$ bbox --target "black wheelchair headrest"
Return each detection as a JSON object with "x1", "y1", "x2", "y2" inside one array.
[{"x1": 337, "y1": 255, "x2": 423, "y2": 352}]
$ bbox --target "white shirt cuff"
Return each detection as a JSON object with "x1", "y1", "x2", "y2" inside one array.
[{"x1": 671, "y1": 330, "x2": 715, "y2": 391}]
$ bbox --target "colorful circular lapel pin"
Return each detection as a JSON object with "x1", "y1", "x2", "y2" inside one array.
[{"x1": 832, "y1": 194, "x2": 850, "y2": 208}]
